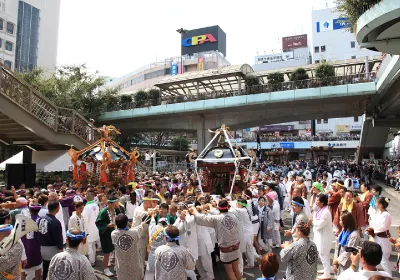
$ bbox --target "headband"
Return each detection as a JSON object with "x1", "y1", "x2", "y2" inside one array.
[
  {"x1": 291, "y1": 200, "x2": 305, "y2": 208},
  {"x1": 29, "y1": 205, "x2": 42, "y2": 210},
  {"x1": 163, "y1": 228, "x2": 180, "y2": 242},
  {"x1": 66, "y1": 230, "x2": 86, "y2": 240},
  {"x1": 242, "y1": 193, "x2": 251, "y2": 199},
  {"x1": 0, "y1": 224, "x2": 13, "y2": 232},
  {"x1": 237, "y1": 201, "x2": 247, "y2": 207},
  {"x1": 108, "y1": 199, "x2": 118, "y2": 203},
  {"x1": 217, "y1": 206, "x2": 229, "y2": 211},
  {"x1": 143, "y1": 197, "x2": 159, "y2": 201}
]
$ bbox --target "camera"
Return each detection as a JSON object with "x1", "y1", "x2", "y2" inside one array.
[{"x1": 344, "y1": 246, "x2": 360, "y2": 255}]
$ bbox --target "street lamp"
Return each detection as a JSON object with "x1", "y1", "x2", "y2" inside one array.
[{"x1": 176, "y1": 28, "x2": 188, "y2": 75}]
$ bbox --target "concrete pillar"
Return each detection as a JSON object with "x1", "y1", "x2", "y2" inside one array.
[
  {"x1": 238, "y1": 77, "x2": 242, "y2": 95},
  {"x1": 197, "y1": 127, "x2": 213, "y2": 153}
]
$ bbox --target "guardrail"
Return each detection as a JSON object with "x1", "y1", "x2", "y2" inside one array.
[
  {"x1": 107, "y1": 72, "x2": 376, "y2": 111},
  {"x1": 0, "y1": 65, "x2": 94, "y2": 144}
]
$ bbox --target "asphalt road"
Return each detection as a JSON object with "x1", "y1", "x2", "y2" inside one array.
[{"x1": 92, "y1": 181, "x2": 400, "y2": 280}]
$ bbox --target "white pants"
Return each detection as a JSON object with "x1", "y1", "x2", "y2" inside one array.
[
  {"x1": 186, "y1": 269, "x2": 197, "y2": 280},
  {"x1": 319, "y1": 251, "x2": 331, "y2": 277},
  {"x1": 196, "y1": 254, "x2": 214, "y2": 280},
  {"x1": 144, "y1": 271, "x2": 154, "y2": 280},
  {"x1": 244, "y1": 241, "x2": 257, "y2": 266},
  {"x1": 272, "y1": 228, "x2": 281, "y2": 246},
  {"x1": 257, "y1": 235, "x2": 271, "y2": 253},
  {"x1": 88, "y1": 241, "x2": 96, "y2": 264},
  {"x1": 375, "y1": 236, "x2": 392, "y2": 276}
]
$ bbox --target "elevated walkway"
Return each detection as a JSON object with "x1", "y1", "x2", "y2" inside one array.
[{"x1": 0, "y1": 65, "x2": 93, "y2": 150}]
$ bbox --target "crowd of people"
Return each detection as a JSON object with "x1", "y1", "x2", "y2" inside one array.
[
  {"x1": 238, "y1": 134, "x2": 361, "y2": 143},
  {"x1": 0, "y1": 159, "x2": 399, "y2": 280}
]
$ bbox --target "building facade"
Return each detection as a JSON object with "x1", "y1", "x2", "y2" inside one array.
[
  {"x1": 0, "y1": 0, "x2": 60, "y2": 71},
  {"x1": 311, "y1": 7, "x2": 380, "y2": 63}
]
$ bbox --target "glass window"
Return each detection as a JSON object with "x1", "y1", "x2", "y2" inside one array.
[
  {"x1": 354, "y1": 116, "x2": 359, "y2": 122},
  {"x1": 351, "y1": 41, "x2": 356, "y2": 48},
  {"x1": 314, "y1": 46, "x2": 319, "y2": 53},
  {"x1": 324, "y1": 119, "x2": 328, "y2": 124},
  {"x1": 6, "y1": 22, "x2": 14, "y2": 34},
  {"x1": 317, "y1": 119, "x2": 321, "y2": 124},
  {"x1": 315, "y1": 60, "x2": 320, "y2": 64},
  {"x1": 321, "y1": 46, "x2": 326, "y2": 52},
  {"x1": 4, "y1": 60, "x2": 12, "y2": 69},
  {"x1": 5, "y1": 41, "x2": 13, "y2": 51},
  {"x1": 351, "y1": 56, "x2": 356, "y2": 59},
  {"x1": 0, "y1": 18, "x2": 3, "y2": 30}
]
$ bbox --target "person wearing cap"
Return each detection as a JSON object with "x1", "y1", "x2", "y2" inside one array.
[
  {"x1": 95, "y1": 196, "x2": 118, "y2": 277},
  {"x1": 0, "y1": 209, "x2": 24, "y2": 280},
  {"x1": 155, "y1": 225, "x2": 195, "y2": 280},
  {"x1": 111, "y1": 214, "x2": 145, "y2": 280},
  {"x1": 48, "y1": 228, "x2": 96, "y2": 280},
  {"x1": 285, "y1": 196, "x2": 309, "y2": 242},
  {"x1": 310, "y1": 182, "x2": 325, "y2": 212},
  {"x1": 21, "y1": 203, "x2": 42, "y2": 280},
  {"x1": 68, "y1": 201, "x2": 88, "y2": 256}
]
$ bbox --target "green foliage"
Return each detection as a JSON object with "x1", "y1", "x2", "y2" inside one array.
[
  {"x1": 267, "y1": 72, "x2": 285, "y2": 91},
  {"x1": 147, "y1": 88, "x2": 161, "y2": 106},
  {"x1": 134, "y1": 90, "x2": 147, "y2": 107},
  {"x1": 335, "y1": 0, "x2": 378, "y2": 28},
  {"x1": 290, "y1": 68, "x2": 310, "y2": 89},
  {"x1": 18, "y1": 65, "x2": 120, "y2": 120},
  {"x1": 315, "y1": 62, "x2": 335, "y2": 86},
  {"x1": 120, "y1": 94, "x2": 132, "y2": 104},
  {"x1": 171, "y1": 136, "x2": 189, "y2": 151},
  {"x1": 244, "y1": 75, "x2": 261, "y2": 94}
]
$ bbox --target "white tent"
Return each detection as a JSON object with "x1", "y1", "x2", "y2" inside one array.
[
  {"x1": 0, "y1": 152, "x2": 23, "y2": 171},
  {"x1": 33, "y1": 150, "x2": 71, "y2": 172}
]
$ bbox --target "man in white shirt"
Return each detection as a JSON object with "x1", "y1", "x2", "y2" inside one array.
[{"x1": 337, "y1": 241, "x2": 392, "y2": 280}]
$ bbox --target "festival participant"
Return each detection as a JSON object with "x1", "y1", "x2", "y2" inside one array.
[
  {"x1": 368, "y1": 185, "x2": 382, "y2": 226},
  {"x1": 95, "y1": 195, "x2": 118, "y2": 277},
  {"x1": 0, "y1": 209, "x2": 24, "y2": 280},
  {"x1": 156, "y1": 183, "x2": 168, "y2": 203},
  {"x1": 280, "y1": 221, "x2": 318, "y2": 280},
  {"x1": 291, "y1": 187, "x2": 312, "y2": 218},
  {"x1": 38, "y1": 200, "x2": 64, "y2": 280},
  {"x1": 155, "y1": 225, "x2": 196, "y2": 280},
  {"x1": 333, "y1": 190, "x2": 365, "y2": 232},
  {"x1": 355, "y1": 183, "x2": 372, "y2": 238},
  {"x1": 365, "y1": 197, "x2": 392, "y2": 276},
  {"x1": 47, "y1": 192, "x2": 67, "y2": 245},
  {"x1": 21, "y1": 204, "x2": 42, "y2": 280},
  {"x1": 284, "y1": 197, "x2": 309, "y2": 241},
  {"x1": 310, "y1": 194, "x2": 333, "y2": 280},
  {"x1": 256, "y1": 252, "x2": 279, "y2": 280},
  {"x1": 309, "y1": 182, "x2": 324, "y2": 212},
  {"x1": 328, "y1": 182, "x2": 342, "y2": 231},
  {"x1": 332, "y1": 212, "x2": 360, "y2": 274},
  {"x1": 68, "y1": 201, "x2": 88, "y2": 256},
  {"x1": 82, "y1": 191, "x2": 100, "y2": 266},
  {"x1": 48, "y1": 228, "x2": 96, "y2": 280},
  {"x1": 111, "y1": 214, "x2": 145, "y2": 280},
  {"x1": 9, "y1": 197, "x2": 29, "y2": 225},
  {"x1": 257, "y1": 196, "x2": 274, "y2": 253},
  {"x1": 242, "y1": 189, "x2": 260, "y2": 255},
  {"x1": 190, "y1": 200, "x2": 242, "y2": 280},
  {"x1": 265, "y1": 192, "x2": 281, "y2": 248}
]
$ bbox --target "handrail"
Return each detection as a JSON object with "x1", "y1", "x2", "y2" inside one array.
[
  {"x1": 106, "y1": 72, "x2": 376, "y2": 112},
  {"x1": 358, "y1": 0, "x2": 383, "y2": 16},
  {"x1": 0, "y1": 65, "x2": 95, "y2": 144}
]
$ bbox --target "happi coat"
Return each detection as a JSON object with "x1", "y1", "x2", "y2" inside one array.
[
  {"x1": 68, "y1": 213, "x2": 89, "y2": 255},
  {"x1": 312, "y1": 206, "x2": 333, "y2": 256}
]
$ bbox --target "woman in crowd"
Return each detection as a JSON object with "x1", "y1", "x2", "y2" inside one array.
[
  {"x1": 257, "y1": 196, "x2": 274, "y2": 253},
  {"x1": 256, "y1": 252, "x2": 279, "y2": 280}
]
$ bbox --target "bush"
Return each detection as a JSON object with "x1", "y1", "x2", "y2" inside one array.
[
  {"x1": 244, "y1": 74, "x2": 261, "y2": 94},
  {"x1": 171, "y1": 136, "x2": 189, "y2": 151},
  {"x1": 134, "y1": 90, "x2": 147, "y2": 108},
  {"x1": 267, "y1": 72, "x2": 285, "y2": 91},
  {"x1": 290, "y1": 68, "x2": 309, "y2": 89},
  {"x1": 315, "y1": 62, "x2": 335, "y2": 86},
  {"x1": 120, "y1": 94, "x2": 132, "y2": 104},
  {"x1": 147, "y1": 88, "x2": 161, "y2": 106}
]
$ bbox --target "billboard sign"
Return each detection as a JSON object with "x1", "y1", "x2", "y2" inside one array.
[
  {"x1": 197, "y1": 57, "x2": 204, "y2": 71},
  {"x1": 255, "y1": 52, "x2": 294, "y2": 63},
  {"x1": 181, "y1": 25, "x2": 226, "y2": 57},
  {"x1": 280, "y1": 142, "x2": 294, "y2": 149},
  {"x1": 336, "y1": 125, "x2": 350, "y2": 133},
  {"x1": 282, "y1": 34, "x2": 308, "y2": 51},
  {"x1": 171, "y1": 62, "x2": 178, "y2": 76},
  {"x1": 316, "y1": 18, "x2": 350, "y2": 32},
  {"x1": 260, "y1": 125, "x2": 294, "y2": 132}
]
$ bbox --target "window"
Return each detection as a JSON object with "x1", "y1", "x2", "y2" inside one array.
[
  {"x1": 0, "y1": 18, "x2": 3, "y2": 30},
  {"x1": 351, "y1": 56, "x2": 356, "y2": 59},
  {"x1": 321, "y1": 46, "x2": 326, "y2": 52},
  {"x1": 314, "y1": 46, "x2": 319, "y2": 53},
  {"x1": 6, "y1": 22, "x2": 14, "y2": 34},
  {"x1": 5, "y1": 41, "x2": 12, "y2": 51},
  {"x1": 315, "y1": 60, "x2": 320, "y2": 63},
  {"x1": 324, "y1": 119, "x2": 328, "y2": 123},
  {"x1": 317, "y1": 119, "x2": 322, "y2": 124},
  {"x1": 354, "y1": 116, "x2": 359, "y2": 122},
  {"x1": 351, "y1": 41, "x2": 356, "y2": 48},
  {"x1": 4, "y1": 60, "x2": 12, "y2": 69}
]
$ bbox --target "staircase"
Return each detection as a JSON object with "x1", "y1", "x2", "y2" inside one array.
[{"x1": 0, "y1": 64, "x2": 93, "y2": 150}]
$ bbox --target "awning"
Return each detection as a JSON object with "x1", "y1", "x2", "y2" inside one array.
[
  {"x1": 0, "y1": 152, "x2": 23, "y2": 171},
  {"x1": 32, "y1": 150, "x2": 71, "y2": 172}
]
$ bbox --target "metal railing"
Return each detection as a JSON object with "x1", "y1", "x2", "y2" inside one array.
[
  {"x1": 107, "y1": 72, "x2": 376, "y2": 111},
  {"x1": 0, "y1": 65, "x2": 95, "y2": 144},
  {"x1": 358, "y1": 0, "x2": 383, "y2": 16}
]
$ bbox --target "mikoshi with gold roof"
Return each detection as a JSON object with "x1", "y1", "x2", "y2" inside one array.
[
  {"x1": 68, "y1": 125, "x2": 140, "y2": 186},
  {"x1": 194, "y1": 124, "x2": 253, "y2": 196}
]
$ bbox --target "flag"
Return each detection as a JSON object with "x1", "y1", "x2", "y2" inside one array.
[{"x1": 256, "y1": 131, "x2": 262, "y2": 163}]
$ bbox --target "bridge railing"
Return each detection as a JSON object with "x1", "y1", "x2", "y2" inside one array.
[
  {"x1": 358, "y1": 0, "x2": 383, "y2": 17},
  {"x1": 107, "y1": 72, "x2": 375, "y2": 111},
  {"x1": 0, "y1": 65, "x2": 95, "y2": 144}
]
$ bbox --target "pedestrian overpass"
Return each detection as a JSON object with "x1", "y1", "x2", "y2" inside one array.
[{"x1": 0, "y1": 64, "x2": 94, "y2": 151}]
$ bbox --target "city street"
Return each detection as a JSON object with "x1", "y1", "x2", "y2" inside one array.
[{"x1": 91, "y1": 181, "x2": 400, "y2": 280}]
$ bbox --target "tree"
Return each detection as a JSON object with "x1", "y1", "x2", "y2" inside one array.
[
  {"x1": 244, "y1": 74, "x2": 261, "y2": 94},
  {"x1": 171, "y1": 136, "x2": 189, "y2": 151},
  {"x1": 315, "y1": 62, "x2": 335, "y2": 86},
  {"x1": 335, "y1": 0, "x2": 373, "y2": 30},
  {"x1": 134, "y1": 90, "x2": 147, "y2": 108},
  {"x1": 18, "y1": 65, "x2": 120, "y2": 120},
  {"x1": 147, "y1": 89, "x2": 161, "y2": 106},
  {"x1": 267, "y1": 72, "x2": 285, "y2": 91},
  {"x1": 290, "y1": 68, "x2": 310, "y2": 89}
]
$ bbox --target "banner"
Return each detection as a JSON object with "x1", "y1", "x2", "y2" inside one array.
[
  {"x1": 256, "y1": 131, "x2": 262, "y2": 162},
  {"x1": 197, "y1": 57, "x2": 204, "y2": 71},
  {"x1": 336, "y1": 125, "x2": 350, "y2": 133}
]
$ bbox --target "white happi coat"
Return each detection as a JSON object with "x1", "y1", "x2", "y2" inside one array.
[
  {"x1": 68, "y1": 213, "x2": 89, "y2": 255},
  {"x1": 131, "y1": 204, "x2": 150, "y2": 261},
  {"x1": 48, "y1": 248, "x2": 96, "y2": 280},
  {"x1": 175, "y1": 214, "x2": 199, "y2": 261},
  {"x1": 229, "y1": 206, "x2": 248, "y2": 253},
  {"x1": 111, "y1": 226, "x2": 144, "y2": 280},
  {"x1": 312, "y1": 206, "x2": 333, "y2": 255},
  {"x1": 82, "y1": 201, "x2": 100, "y2": 243}
]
